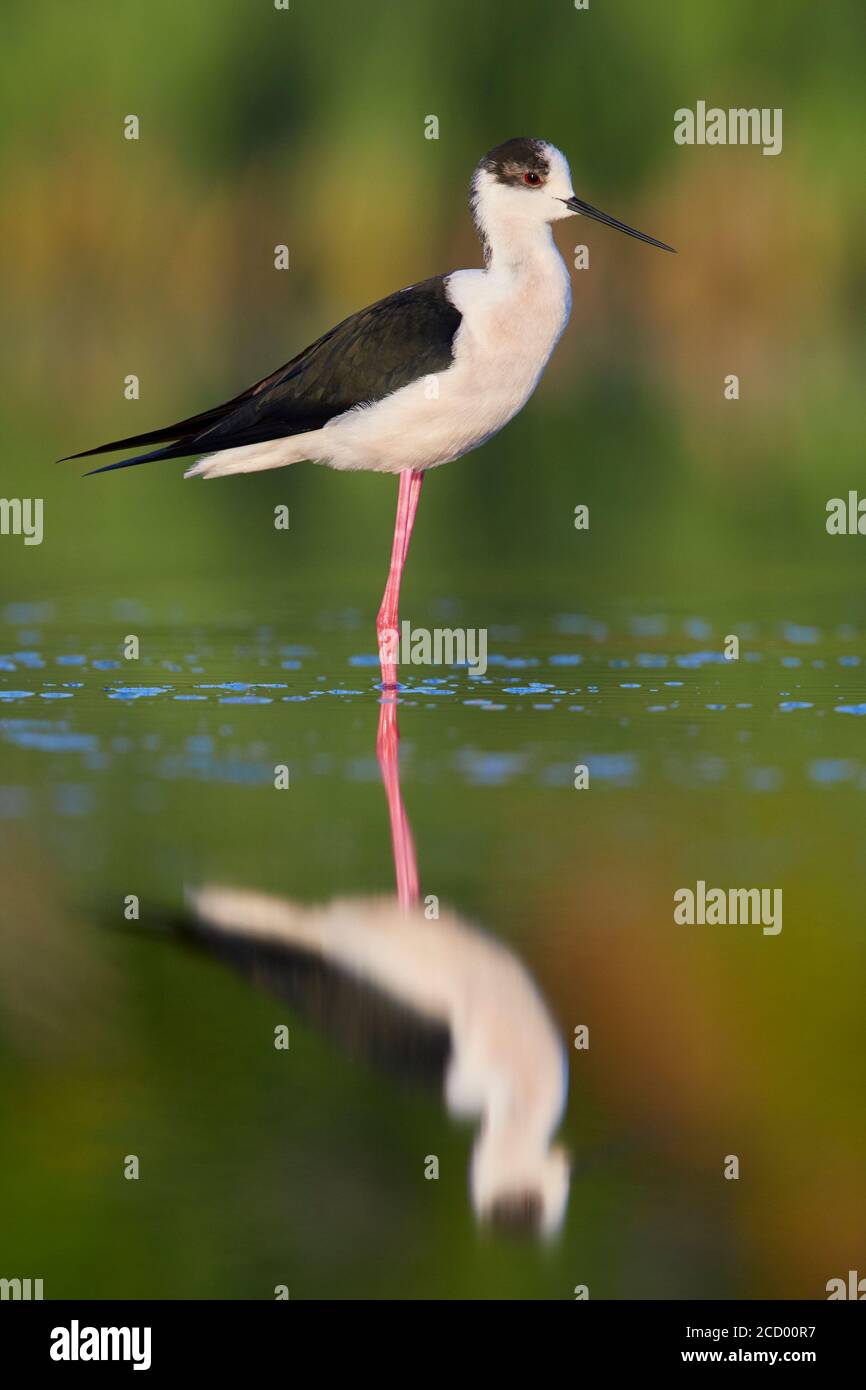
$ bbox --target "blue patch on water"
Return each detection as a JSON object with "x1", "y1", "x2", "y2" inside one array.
[
  {"x1": 591, "y1": 754, "x2": 638, "y2": 786},
  {"x1": 554, "y1": 614, "x2": 608, "y2": 641},
  {"x1": 186, "y1": 736, "x2": 214, "y2": 753},
  {"x1": 3, "y1": 728, "x2": 98, "y2": 751},
  {"x1": 504, "y1": 682, "x2": 553, "y2": 696},
  {"x1": 456, "y1": 750, "x2": 527, "y2": 786},
  {"x1": 779, "y1": 701, "x2": 813, "y2": 712},
  {"x1": 838, "y1": 655, "x2": 861, "y2": 666},
  {"x1": 746, "y1": 767, "x2": 782, "y2": 792},
  {"x1": 836, "y1": 703, "x2": 866, "y2": 715},
  {"x1": 195, "y1": 682, "x2": 286, "y2": 692},
  {"x1": 54, "y1": 784, "x2": 94, "y2": 816},
  {"x1": 3, "y1": 602, "x2": 54, "y2": 624},
  {"x1": 0, "y1": 691, "x2": 35, "y2": 701},
  {"x1": 629, "y1": 615, "x2": 668, "y2": 637},
  {"x1": 218, "y1": 695, "x2": 273, "y2": 705},
  {"x1": 549, "y1": 653, "x2": 583, "y2": 666},
  {"x1": 809, "y1": 759, "x2": 855, "y2": 784},
  {"x1": 349, "y1": 654, "x2": 379, "y2": 667},
  {"x1": 403, "y1": 685, "x2": 454, "y2": 696},
  {"x1": 107, "y1": 686, "x2": 172, "y2": 700},
  {"x1": 782, "y1": 623, "x2": 819, "y2": 644},
  {"x1": 675, "y1": 651, "x2": 726, "y2": 669}
]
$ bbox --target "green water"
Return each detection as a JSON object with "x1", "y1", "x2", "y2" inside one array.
[{"x1": 1, "y1": 572, "x2": 863, "y2": 1299}]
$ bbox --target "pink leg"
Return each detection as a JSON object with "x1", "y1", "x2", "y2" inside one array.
[
  {"x1": 376, "y1": 700, "x2": 419, "y2": 908},
  {"x1": 377, "y1": 469, "x2": 424, "y2": 689}
]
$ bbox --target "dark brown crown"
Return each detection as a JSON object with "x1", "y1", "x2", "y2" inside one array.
[
  {"x1": 478, "y1": 138, "x2": 550, "y2": 187},
  {"x1": 486, "y1": 1188, "x2": 545, "y2": 1235}
]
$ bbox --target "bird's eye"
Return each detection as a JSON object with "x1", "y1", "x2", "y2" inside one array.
[{"x1": 523, "y1": 171, "x2": 542, "y2": 187}]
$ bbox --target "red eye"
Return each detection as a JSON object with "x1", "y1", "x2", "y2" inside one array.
[{"x1": 523, "y1": 171, "x2": 542, "y2": 187}]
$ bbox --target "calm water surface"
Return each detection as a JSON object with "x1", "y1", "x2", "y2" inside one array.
[{"x1": 1, "y1": 581, "x2": 863, "y2": 1298}]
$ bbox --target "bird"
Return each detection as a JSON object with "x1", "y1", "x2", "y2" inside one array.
[
  {"x1": 132, "y1": 697, "x2": 570, "y2": 1234},
  {"x1": 63, "y1": 137, "x2": 674, "y2": 686},
  {"x1": 181, "y1": 881, "x2": 570, "y2": 1235}
]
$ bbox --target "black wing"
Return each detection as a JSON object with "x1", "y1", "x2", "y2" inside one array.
[
  {"x1": 62, "y1": 275, "x2": 462, "y2": 473},
  {"x1": 174, "y1": 910, "x2": 453, "y2": 1090}
]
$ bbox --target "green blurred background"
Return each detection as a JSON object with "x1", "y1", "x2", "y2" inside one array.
[{"x1": 0, "y1": 0, "x2": 864, "y2": 1299}]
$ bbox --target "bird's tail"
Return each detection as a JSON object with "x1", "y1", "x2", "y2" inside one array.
[
  {"x1": 184, "y1": 434, "x2": 322, "y2": 479},
  {"x1": 186, "y1": 886, "x2": 329, "y2": 952}
]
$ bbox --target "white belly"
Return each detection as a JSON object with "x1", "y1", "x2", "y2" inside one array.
[
  {"x1": 314, "y1": 256, "x2": 572, "y2": 474},
  {"x1": 186, "y1": 249, "x2": 572, "y2": 481}
]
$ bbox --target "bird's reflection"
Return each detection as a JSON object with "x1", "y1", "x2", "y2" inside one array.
[{"x1": 181, "y1": 697, "x2": 569, "y2": 1236}]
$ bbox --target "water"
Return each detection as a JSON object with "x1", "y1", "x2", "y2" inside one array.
[{"x1": 1, "y1": 584, "x2": 864, "y2": 1298}]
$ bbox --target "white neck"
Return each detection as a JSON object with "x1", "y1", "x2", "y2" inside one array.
[{"x1": 478, "y1": 209, "x2": 563, "y2": 277}]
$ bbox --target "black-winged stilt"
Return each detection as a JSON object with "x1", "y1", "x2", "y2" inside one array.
[
  {"x1": 183, "y1": 877, "x2": 569, "y2": 1234},
  {"x1": 170, "y1": 699, "x2": 569, "y2": 1235},
  {"x1": 64, "y1": 137, "x2": 674, "y2": 686}
]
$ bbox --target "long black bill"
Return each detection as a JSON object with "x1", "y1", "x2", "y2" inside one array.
[{"x1": 562, "y1": 195, "x2": 675, "y2": 253}]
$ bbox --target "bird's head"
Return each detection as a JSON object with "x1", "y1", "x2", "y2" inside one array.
[
  {"x1": 471, "y1": 1129, "x2": 571, "y2": 1239},
  {"x1": 472, "y1": 137, "x2": 675, "y2": 254}
]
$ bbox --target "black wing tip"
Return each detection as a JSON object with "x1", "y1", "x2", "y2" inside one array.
[
  {"x1": 53, "y1": 448, "x2": 123, "y2": 472},
  {"x1": 58, "y1": 440, "x2": 152, "y2": 464},
  {"x1": 82, "y1": 442, "x2": 184, "y2": 475},
  {"x1": 83, "y1": 461, "x2": 121, "y2": 476}
]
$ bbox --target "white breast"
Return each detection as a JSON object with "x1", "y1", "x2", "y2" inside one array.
[{"x1": 316, "y1": 245, "x2": 572, "y2": 474}]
